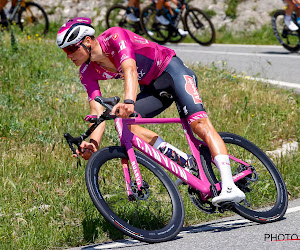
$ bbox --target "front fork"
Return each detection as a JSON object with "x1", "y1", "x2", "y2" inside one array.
[{"x1": 121, "y1": 144, "x2": 146, "y2": 201}]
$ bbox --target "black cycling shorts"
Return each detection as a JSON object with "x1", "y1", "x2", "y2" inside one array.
[{"x1": 135, "y1": 56, "x2": 207, "y2": 123}]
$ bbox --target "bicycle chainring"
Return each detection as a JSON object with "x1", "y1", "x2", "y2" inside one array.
[{"x1": 188, "y1": 187, "x2": 216, "y2": 214}]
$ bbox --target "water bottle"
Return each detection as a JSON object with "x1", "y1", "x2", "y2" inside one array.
[
  {"x1": 158, "y1": 142, "x2": 188, "y2": 167},
  {"x1": 158, "y1": 142, "x2": 199, "y2": 185}
]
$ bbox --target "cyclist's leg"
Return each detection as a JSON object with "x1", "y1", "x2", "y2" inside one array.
[
  {"x1": 296, "y1": 6, "x2": 300, "y2": 26},
  {"x1": 0, "y1": 0, "x2": 8, "y2": 11},
  {"x1": 126, "y1": 0, "x2": 140, "y2": 22},
  {"x1": 283, "y1": 0, "x2": 298, "y2": 30},
  {"x1": 163, "y1": 56, "x2": 245, "y2": 206},
  {"x1": 130, "y1": 75, "x2": 174, "y2": 145},
  {"x1": 0, "y1": 0, "x2": 8, "y2": 27},
  {"x1": 155, "y1": 0, "x2": 170, "y2": 25}
]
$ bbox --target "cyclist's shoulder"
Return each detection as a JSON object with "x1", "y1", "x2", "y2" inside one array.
[{"x1": 100, "y1": 27, "x2": 129, "y2": 38}]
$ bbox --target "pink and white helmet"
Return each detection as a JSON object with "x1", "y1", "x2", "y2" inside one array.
[{"x1": 56, "y1": 17, "x2": 95, "y2": 48}]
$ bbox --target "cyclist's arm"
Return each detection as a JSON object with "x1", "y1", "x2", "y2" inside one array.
[
  {"x1": 111, "y1": 58, "x2": 138, "y2": 117},
  {"x1": 75, "y1": 99, "x2": 105, "y2": 160},
  {"x1": 123, "y1": 58, "x2": 138, "y2": 103}
]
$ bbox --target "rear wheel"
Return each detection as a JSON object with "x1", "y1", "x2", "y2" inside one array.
[
  {"x1": 201, "y1": 132, "x2": 288, "y2": 223},
  {"x1": 18, "y1": 2, "x2": 49, "y2": 36},
  {"x1": 272, "y1": 9, "x2": 300, "y2": 52},
  {"x1": 184, "y1": 7, "x2": 215, "y2": 46},
  {"x1": 85, "y1": 146, "x2": 185, "y2": 243}
]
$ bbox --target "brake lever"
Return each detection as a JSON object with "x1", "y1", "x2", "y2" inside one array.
[{"x1": 64, "y1": 133, "x2": 83, "y2": 158}]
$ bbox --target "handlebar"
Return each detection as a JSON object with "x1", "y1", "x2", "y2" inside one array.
[{"x1": 64, "y1": 96, "x2": 138, "y2": 157}]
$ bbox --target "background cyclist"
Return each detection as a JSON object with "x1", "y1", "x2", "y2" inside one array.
[{"x1": 56, "y1": 17, "x2": 245, "y2": 206}]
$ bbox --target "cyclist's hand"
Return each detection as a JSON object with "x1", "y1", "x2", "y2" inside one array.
[
  {"x1": 73, "y1": 141, "x2": 97, "y2": 160},
  {"x1": 111, "y1": 103, "x2": 134, "y2": 118}
]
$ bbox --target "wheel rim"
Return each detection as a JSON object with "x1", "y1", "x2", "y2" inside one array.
[
  {"x1": 217, "y1": 140, "x2": 286, "y2": 220},
  {"x1": 97, "y1": 156, "x2": 175, "y2": 231},
  {"x1": 107, "y1": 6, "x2": 140, "y2": 33},
  {"x1": 141, "y1": 7, "x2": 170, "y2": 43},
  {"x1": 273, "y1": 11, "x2": 300, "y2": 51},
  {"x1": 19, "y1": 5, "x2": 48, "y2": 36},
  {"x1": 186, "y1": 9, "x2": 214, "y2": 45}
]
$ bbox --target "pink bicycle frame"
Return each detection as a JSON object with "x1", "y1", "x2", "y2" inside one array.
[{"x1": 115, "y1": 117, "x2": 253, "y2": 199}]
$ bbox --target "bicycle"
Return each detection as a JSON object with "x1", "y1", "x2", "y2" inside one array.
[
  {"x1": 140, "y1": 0, "x2": 216, "y2": 45},
  {"x1": 105, "y1": 1, "x2": 186, "y2": 44},
  {"x1": 272, "y1": 9, "x2": 300, "y2": 52},
  {"x1": 64, "y1": 96, "x2": 288, "y2": 243},
  {"x1": 0, "y1": 0, "x2": 49, "y2": 36}
]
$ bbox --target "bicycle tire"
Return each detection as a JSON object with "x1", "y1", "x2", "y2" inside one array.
[
  {"x1": 184, "y1": 7, "x2": 215, "y2": 46},
  {"x1": 85, "y1": 146, "x2": 185, "y2": 243},
  {"x1": 272, "y1": 9, "x2": 300, "y2": 52},
  {"x1": 106, "y1": 5, "x2": 142, "y2": 34},
  {"x1": 201, "y1": 132, "x2": 288, "y2": 223},
  {"x1": 18, "y1": 2, "x2": 49, "y2": 36},
  {"x1": 140, "y1": 5, "x2": 171, "y2": 44}
]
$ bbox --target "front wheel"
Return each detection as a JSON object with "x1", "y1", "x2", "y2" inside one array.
[
  {"x1": 272, "y1": 9, "x2": 300, "y2": 52},
  {"x1": 18, "y1": 2, "x2": 49, "y2": 36},
  {"x1": 85, "y1": 146, "x2": 185, "y2": 243},
  {"x1": 106, "y1": 5, "x2": 142, "y2": 34},
  {"x1": 184, "y1": 7, "x2": 215, "y2": 46},
  {"x1": 201, "y1": 132, "x2": 288, "y2": 223}
]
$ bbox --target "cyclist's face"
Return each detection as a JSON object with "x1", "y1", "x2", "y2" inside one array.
[{"x1": 65, "y1": 44, "x2": 89, "y2": 66}]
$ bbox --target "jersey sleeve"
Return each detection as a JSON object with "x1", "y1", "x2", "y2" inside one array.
[
  {"x1": 107, "y1": 27, "x2": 136, "y2": 71},
  {"x1": 79, "y1": 64, "x2": 102, "y2": 102}
]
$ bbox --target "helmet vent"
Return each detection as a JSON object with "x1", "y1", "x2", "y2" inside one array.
[{"x1": 68, "y1": 27, "x2": 80, "y2": 42}]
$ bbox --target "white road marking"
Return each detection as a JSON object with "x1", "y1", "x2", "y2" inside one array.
[
  {"x1": 94, "y1": 239, "x2": 140, "y2": 249},
  {"x1": 244, "y1": 76, "x2": 300, "y2": 91}
]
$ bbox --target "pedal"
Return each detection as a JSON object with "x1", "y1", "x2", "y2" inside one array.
[{"x1": 218, "y1": 201, "x2": 234, "y2": 213}]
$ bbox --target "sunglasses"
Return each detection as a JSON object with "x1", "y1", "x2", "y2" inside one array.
[{"x1": 62, "y1": 40, "x2": 83, "y2": 55}]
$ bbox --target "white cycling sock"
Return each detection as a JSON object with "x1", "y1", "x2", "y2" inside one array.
[
  {"x1": 153, "y1": 136, "x2": 165, "y2": 149},
  {"x1": 214, "y1": 154, "x2": 234, "y2": 188},
  {"x1": 285, "y1": 15, "x2": 292, "y2": 22},
  {"x1": 153, "y1": 136, "x2": 188, "y2": 166}
]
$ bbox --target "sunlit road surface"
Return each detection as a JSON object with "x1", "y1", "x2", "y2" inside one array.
[
  {"x1": 68, "y1": 198, "x2": 300, "y2": 250},
  {"x1": 166, "y1": 43, "x2": 300, "y2": 93}
]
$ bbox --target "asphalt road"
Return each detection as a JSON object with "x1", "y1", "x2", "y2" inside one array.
[
  {"x1": 69, "y1": 198, "x2": 300, "y2": 250},
  {"x1": 165, "y1": 43, "x2": 300, "y2": 93}
]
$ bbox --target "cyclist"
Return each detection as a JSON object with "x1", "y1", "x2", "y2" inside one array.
[
  {"x1": 0, "y1": 0, "x2": 16, "y2": 26},
  {"x1": 283, "y1": 0, "x2": 300, "y2": 30},
  {"x1": 56, "y1": 17, "x2": 245, "y2": 206}
]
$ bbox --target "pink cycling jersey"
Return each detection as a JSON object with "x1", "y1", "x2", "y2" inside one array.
[{"x1": 79, "y1": 27, "x2": 176, "y2": 101}]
